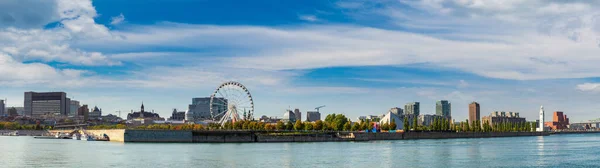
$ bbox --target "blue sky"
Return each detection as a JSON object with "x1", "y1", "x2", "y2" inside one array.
[{"x1": 2, "y1": 0, "x2": 600, "y2": 122}]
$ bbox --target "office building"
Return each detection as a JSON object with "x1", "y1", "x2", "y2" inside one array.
[
  {"x1": 544, "y1": 111, "x2": 570, "y2": 130},
  {"x1": 24, "y1": 92, "x2": 70, "y2": 116},
  {"x1": 69, "y1": 100, "x2": 80, "y2": 116},
  {"x1": 389, "y1": 107, "x2": 403, "y2": 116},
  {"x1": 306, "y1": 111, "x2": 321, "y2": 122},
  {"x1": 418, "y1": 114, "x2": 446, "y2": 126},
  {"x1": 294, "y1": 108, "x2": 302, "y2": 122},
  {"x1": 282, "y1": 110, "x2": 296, "y2": 122},
  {"x1": 469, "y1": 102, "x2": 480, "y2": 123},
  {"x1": 436, "y1": 100, "x2": 451, "y2": 118},
  {"x1": 0, "y1": 99, "x2": 5, "y2": 116},
  {"x1": 89, "y1": 106, "x2": 102, "y2": 119},
  {"x1": 404, "y1": 102, "x2": 420, "y2": 116},
  {"x1": 188, "y1": 97, "x2": 227, "y2": 120},
  {"x1": 78, "y1": 105, "x2": 89, "y2": 121},
  {"x1": 170, "y1": 109, "x2": 186, "y2": 121},
  {"x1": 482, "y1": 111, "x2": 526, "y2": 126}
]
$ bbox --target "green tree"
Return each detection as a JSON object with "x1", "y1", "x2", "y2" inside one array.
[
  {"x1": 351, "y1": 122, "x2": 360, "y2": 131},
  {"x1": 286, "y1": 121, "x2": 294, "y2": 130},
  {"x1": 304, "y1": 122, "x2": 314, "y2": 131},
  {"x1": 390, "y1": 120, "x2": 397, "y2": 131},
  {"x1": 294, "y1": 120, "x2": 304, "y2": 131},
  {"x1": 403, "y1": 117, "x2": 409, "y2": 132},
  {"x1": 465, "y1": 119, "x2": 470, "y2": 132},
  {"x1": 381, "y1": 123, "x2": 390, "y2": 131},
  {"x1": 314, "y1": 120, "x2": 323, "y2": 131},
  {"x1": 276, "y1": 121, "x2": 285, "y2": 130},
  {"x1": 343, "y1": 122, "x2": 351, "y2": 131},
  {"x1": 412, "y1": 117, "x2": 418, "y2": 131},
  {"x1": 359, "y1": 121, "x2": 367, "y2": 131}
]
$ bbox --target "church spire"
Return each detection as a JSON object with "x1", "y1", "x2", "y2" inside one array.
[{"x1": 141, "y1": 102, "x2": 145, "y2": 112}]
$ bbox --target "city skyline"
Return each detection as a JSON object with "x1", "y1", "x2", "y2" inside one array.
[{"x1": 2, "y1": 0, "x2": 600, "y2": 122}]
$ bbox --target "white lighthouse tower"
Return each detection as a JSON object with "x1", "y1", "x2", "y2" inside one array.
[{"x1": 537, "y1": 105, "x2": 545, "y2": 132}]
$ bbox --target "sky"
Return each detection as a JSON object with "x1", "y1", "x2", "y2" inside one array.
[{"x1": 1, "y1": 0, "x2": 600, "y2": 122}]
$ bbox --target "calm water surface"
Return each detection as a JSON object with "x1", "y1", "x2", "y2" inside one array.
[{"x1": 1, "y1": 134, "x2": 600, "y2": 168}]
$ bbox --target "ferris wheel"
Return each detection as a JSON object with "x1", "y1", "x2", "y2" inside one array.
[{"x1": 210, "y1": 81, "x2": 255, "y2": 125}]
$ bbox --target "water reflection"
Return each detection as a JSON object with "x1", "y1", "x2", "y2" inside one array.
[
  {"x1": 1, "y1": 134, "x2": 600, "y2": 168},
  {"x1": 536, "y1": 136, "x2": 545, "y2": 167}
]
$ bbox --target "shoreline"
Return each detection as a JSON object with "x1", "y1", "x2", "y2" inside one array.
[{"x1": 47, "y1": 129, "x2": 558, "y2": 143}]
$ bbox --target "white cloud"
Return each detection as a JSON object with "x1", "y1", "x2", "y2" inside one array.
[
  {"x1": 110, "y1": 13, "x2": 125, "y2": 25},
  {"x1": 458, "y1": 80, "x2": 469, "y2": 88},
  {"x1": 0, "y1": 53, "x2": 87, "y2": 85},
  {"x1": 576, "y1": 83, "x2": 600, "y2": 92},
  {"x1": 299, "y1": 15, "x2": 319, "y2": 22}
]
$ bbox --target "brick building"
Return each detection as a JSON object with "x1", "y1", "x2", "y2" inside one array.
[{"x1": 544, "y1": 111, "x2": 569, "y2": 130}]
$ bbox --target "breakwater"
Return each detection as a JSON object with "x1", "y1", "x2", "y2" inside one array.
[{"x1": 62, "y1": 129, "x2": 549, "y2": 143}]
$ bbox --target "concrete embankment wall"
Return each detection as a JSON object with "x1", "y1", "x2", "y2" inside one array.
[
  {"x1": 86, "y1": 129, "x2": 126, "y2": 142},
  {"x1": 123, "y1": 130, "x2": 192, "y2": 142},
  {"x1": 256, "y1": 133, "x2": 351, "y2": 142},
  {"x1": 0, "y1": 130, "x2": 49, "y2": 136},
  {"x1": 45, "y1": 130, "x2": 550, "y2": 143}
]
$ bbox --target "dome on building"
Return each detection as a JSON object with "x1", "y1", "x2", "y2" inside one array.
[{"x1": 185, "y1": 109, "x2": 194, "y2": 122}]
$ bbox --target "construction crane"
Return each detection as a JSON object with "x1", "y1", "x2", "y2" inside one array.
[{"x1": 315, "y1": 105, "x2": 326, "y2": 113}]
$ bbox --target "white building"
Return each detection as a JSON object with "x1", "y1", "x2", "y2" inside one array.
[
  {"x1": 537, "y1": 106, "x2": 545, "y2": 132},
  {"x1": 379, "y1": 111, "x2": 403, "y2": 130}
]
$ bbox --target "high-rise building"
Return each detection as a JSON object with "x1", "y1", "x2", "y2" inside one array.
[
  {"x1": 24, "y1": 92, "x2": 70, "y2": 116},
  {"x1": 78, "y1": 105, "x2": 89, "y2": 121},
  {"x1": 188, "y1": 97, "x2": 227, "y2": 120},
  {"x1": 469, "y1": 102, "x2": 480, "y2": 123},
  {"x1": 389, "y1": 107, "x2": 403, "y2": 116},
  {"x1": 69, "y1": 100, "x2": 80, "y2": 116},
  {"x1": 306, "y1": 111, "x2": 321, "y2": 122},
  {"x1": 0, "y1": 99, "x2": 5, "y2": 116},
  {"x1": 436, "y1": 100, "x2": 451, "y2": 118},
  {"x1": 282, "y1": 110, "x2": 296, "y2": 122},
  {"x1": 404, "y1": 102, "x2": 420, "y2": 116},
  {"x1": 294, "y1": 108, "x2": 301, "y2": 122}
]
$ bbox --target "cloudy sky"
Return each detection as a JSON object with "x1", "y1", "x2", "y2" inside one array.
[{"x1": 1, "y1": 0, "x2": 600, "y2": 122}]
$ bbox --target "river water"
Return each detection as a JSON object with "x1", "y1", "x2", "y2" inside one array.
[{"x1": 1, "y1": 133, "x2": 599, "y2": 168}]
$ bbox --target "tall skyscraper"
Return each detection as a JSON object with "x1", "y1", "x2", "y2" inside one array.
[
  {"x1": 24, "y1": 92, "x2": 70, "y2": 116},
  {"x1": 436, "y1": 100, "x2": 451, "y2": 117},
  {"x1": 306, "y1": 111, "x2": 321, "y2": 122},
  {"x1": 0, "y1": 99, "x2": 5, "y2": 116},
  {"x1": 294, "y1": 108, "x2": 301, "y2": 122},
  {"x1": 469, "y1": 102, "x2": 480, "y2": 123},
  {"x1": 404, "y1": 102, "x2": 420, "y2": 116},
  {"x1": 70, "y1": 100, "x2": 81, "y2": 116}
]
